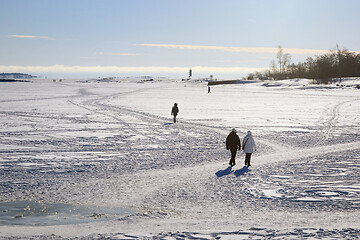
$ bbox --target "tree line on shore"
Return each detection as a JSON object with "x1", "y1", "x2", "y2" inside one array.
[{"x1": 247, "y1": 45, "x2": 360, "y2": 84}]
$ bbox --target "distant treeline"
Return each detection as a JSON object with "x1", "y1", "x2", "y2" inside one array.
[
  {"x1": 247, "y1": 46, "x2": 360, "y2": 84},
  {"x1": 0, "y1": 73, "x2": 36, "y2": 79}
]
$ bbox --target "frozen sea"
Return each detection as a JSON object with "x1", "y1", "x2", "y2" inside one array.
[{"x1": 0, "y1": 77, "x2": 359, "y2": 239}]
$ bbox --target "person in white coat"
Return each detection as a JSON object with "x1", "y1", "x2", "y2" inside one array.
[{"x1": 242, "y1": 131, "x2": 256, "y2": 166}]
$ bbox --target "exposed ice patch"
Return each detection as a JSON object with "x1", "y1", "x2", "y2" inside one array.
[{"x1": 0, "y1": 200, "x2": 134, "y2": 226}]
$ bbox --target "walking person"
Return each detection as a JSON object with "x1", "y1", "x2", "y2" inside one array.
[
  {"x1": 242, "y1": 131, "x2": 256, "y2": 167},
  {"x1": 171, "y1": 103, "x2": 179, "y2": 123},
  {"x1": 226, "y1": 128, "x2": 241, "y2": 166}
]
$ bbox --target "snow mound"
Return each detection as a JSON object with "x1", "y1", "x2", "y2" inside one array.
[{"x1": 260, "y1": 77, "x2": 360, "y2": 89}]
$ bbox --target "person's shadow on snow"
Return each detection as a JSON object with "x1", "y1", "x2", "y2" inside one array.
[
  {"x1": 215, "y1": 166, "x2": 250, "y2": 177},
  {"x1": 234, "y1": 166, "x2": 250, "y2": 177},
  {"x1": 215, "y1": 166, "x2": 234, "y2": 177}
]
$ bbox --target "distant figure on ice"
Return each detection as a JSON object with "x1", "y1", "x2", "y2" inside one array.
[
  {"x1": 208, "y1": 86, "x2": 211, "y2": 93},
  {"x1": 242, "y1": 131, "x2": 257, "y2": 167},
  {"x1": 226, "y1": 128, "x2": 241, "y2": 166},
  {"x1": 171, "y1": 103, "x2": 179, "y2": 123}
]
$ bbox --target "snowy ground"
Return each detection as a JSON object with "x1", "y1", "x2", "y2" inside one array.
[{"x1": 0, "y1": 77, "x2": 359, "y2": 239}]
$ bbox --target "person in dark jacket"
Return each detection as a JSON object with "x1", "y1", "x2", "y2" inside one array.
[
  {"x1": 226, "y1": 128, "x2": 241, "y2": 166},
  {"x1": 171, "y1": 103, "x2": 179, "y2": 123}
]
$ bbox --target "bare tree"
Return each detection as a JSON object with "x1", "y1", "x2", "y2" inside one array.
[
  {"x1": 246, "y1": 44, "x2": 360, "y2": 82},
  {"x1": 276, "y1": 46, "x2": 283, "y2": 74},
  {"x1": 270, "y1": 60, "x2": 278, "y2": 79},
  {"x1": 276, "y1": 45, "x2": 291, "y2": 77}
]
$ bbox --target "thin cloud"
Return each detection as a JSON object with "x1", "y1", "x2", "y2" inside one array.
[
  {"x1": 8, "y1": 35, "x2": 53, "y2": 40},
  {"x1": 111, "y1": 53, "x2": 140, "y2": 56},
  {"x1": 97, "y1": 52, "x2": 140, "y2": 56},
  {"x1": 0, "y1": 65, "x2": 264, "y2": 74},
  {"x1": 137, "y1": 43, "x2": 353, "y2": 55}
]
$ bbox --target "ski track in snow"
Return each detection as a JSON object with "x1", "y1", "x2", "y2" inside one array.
[{"x1": 0, "y1": 79, "x2": 359, "y2": 239}]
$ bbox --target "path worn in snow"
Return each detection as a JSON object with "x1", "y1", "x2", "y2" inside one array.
[{"x1": 0, "y1": 78, "x2": 359, "y2": 239}]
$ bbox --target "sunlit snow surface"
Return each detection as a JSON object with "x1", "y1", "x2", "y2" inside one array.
[{"x1": 0, "y1": 77, "x2": 359, "y2": 239}]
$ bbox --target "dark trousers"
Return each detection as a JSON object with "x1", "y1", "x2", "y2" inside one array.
[
  {"x1": 245, "y1": 153, "x2": 252, "y2": 166},
  {"x1": 229, "y1": 148, "x2": 237, "y2": 166},
  {"x1": 173, "y1": 114, "x2": 177, "y2": 123}
]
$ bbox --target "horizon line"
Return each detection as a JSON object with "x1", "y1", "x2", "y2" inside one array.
[{"x1": 0, "y1": 65, "x2": 266, "y2": 75}]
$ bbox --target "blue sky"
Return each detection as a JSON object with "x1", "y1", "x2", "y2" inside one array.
[{"x1": 1, "y1": 0, "x2": 360, "y2": 78}]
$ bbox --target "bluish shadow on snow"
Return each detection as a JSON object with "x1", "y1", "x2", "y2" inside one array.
[
  {"x1": 216, "y1": 166, "x2": 250, "y2": 177},
  {"x1": 163, "y1": 122, "x2": 174, "y2": 126},
  {"x1": 215, "y1": 166, "x2": 234, "y2": 177},
  {"x1": 234, "y1": 166, "x2": 250, "y2": 177}
]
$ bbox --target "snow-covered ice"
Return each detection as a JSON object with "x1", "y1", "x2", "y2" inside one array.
[{"x1": 0, "y1": 77, "x2": 359, "y2": 239}]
